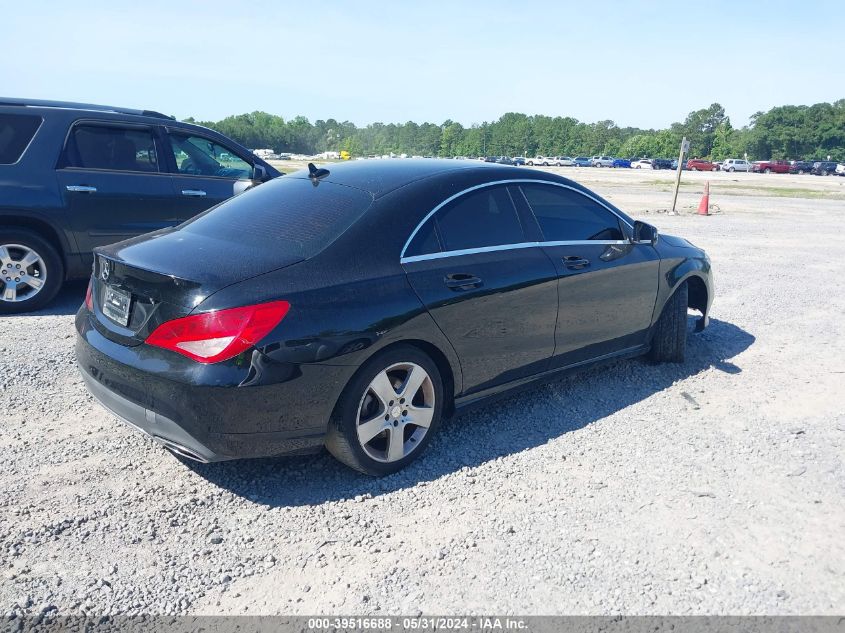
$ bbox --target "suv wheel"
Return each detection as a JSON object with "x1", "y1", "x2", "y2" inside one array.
[
  {"x1": 326, "y1": 346, "x2": 444, "y2": 475},
  {"x1": 0, "y1": 229, "x2": 64, "y2": 314}
]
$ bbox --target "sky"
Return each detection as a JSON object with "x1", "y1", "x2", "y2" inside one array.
[{"x1": 2, "y1": 0, "x2": 843, "y2": 130}]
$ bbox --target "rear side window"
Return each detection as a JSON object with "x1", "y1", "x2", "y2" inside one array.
[
  {"x1": 405, "y1": 219, "x2": 440, "y2": 257},
  {"x1": 0, "y1": 114, "x2": 42, "y2": 164},
  {"x1": 64, "y1": 125, "x2": 159, "y2": 172},
  {"x1": 181, "y1": 176, "x2": 374, "y2": 259},
  {"x1": 520, "y1": 184, "x2": 624, "y2": 242},
  {"x1": 435, "y1": 186, "x2": 524, "y2": 251}
]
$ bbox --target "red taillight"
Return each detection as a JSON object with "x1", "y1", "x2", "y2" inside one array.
[
  {"x1": 84, "y1": 278, "x2": 93, "y2": 311},
  {"x1": 145, "y1": 301, "x2": 290, "y2": 364}
]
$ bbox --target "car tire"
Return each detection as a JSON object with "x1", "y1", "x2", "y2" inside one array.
[
  {"x1": 326, "y1": 345, "x2": 444, "y2": 476},
  {"x1": 798, "y1": 169, "x2": 804, "y2": 175},
  {"x1": 648, "y1": 282, "x2": 688, "y2": 364},
  {"x1": 764, "y1": 168, "x2": 771, "y2": 174},
  {"x1": 822, "y1": 170, "x2": 829, "y2": 176},
  {"x1": 0, "y1": 228, "x2": 64, "y2": 314},
  {"x1": 728, "y1": 167, "x2": 735, "y2": 172}
]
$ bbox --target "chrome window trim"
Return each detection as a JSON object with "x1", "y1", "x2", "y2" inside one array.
[
  {"x1": 399, "y1": 178, "x2": 634, "y2": 262},
  {"x1": 401, "y1": 240, "x2": 630, "y2": 264}
]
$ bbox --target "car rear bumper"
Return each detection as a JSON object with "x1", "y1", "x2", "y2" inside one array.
[{"x1": 75, "y1": 308, "x2": 352, "y2": 461}]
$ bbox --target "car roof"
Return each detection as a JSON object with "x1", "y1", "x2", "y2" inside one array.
[
  {"x1": 285, "y1": 158, "x2": 508, "y2": 197},
  {"x1": 0, "y1": 97, "x2": 175, "y2": 120}
]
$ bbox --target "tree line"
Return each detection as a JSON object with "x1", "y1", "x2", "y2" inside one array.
[{"x1": 186, "y1": 99, "x2": 845, "y2": 162}]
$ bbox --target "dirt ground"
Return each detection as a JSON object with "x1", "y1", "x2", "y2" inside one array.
[{"x1": 1, "y1": 165, "x2": 844, "y2": 616}]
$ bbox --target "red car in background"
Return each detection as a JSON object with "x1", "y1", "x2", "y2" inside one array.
[
  {"x1": 686, "y1": 158, "x2": 716, "y2": 171},
  {"x1": 752, "y1": 160, "x2": 791, "y2": 174}
]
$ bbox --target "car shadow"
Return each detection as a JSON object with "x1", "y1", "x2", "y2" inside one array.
[
  {"x1": 185, "y1": 317, "x2": 754, "y2": 507},
  {"x1": 8, "y1": 281, "x2": 87, "y2": 317}
]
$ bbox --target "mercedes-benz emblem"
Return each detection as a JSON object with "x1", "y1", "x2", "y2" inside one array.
[{"x1": 101, "y1": 259, "x2": 110, "y2": 281}]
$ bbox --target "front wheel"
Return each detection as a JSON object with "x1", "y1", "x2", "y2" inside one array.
[
  {"x1": 0, "y1": 229, "x2": 64, "y2": 314},
  {"x1": 326, "y1": 346, "x2": 444, "y2": 476},
  {"x1": 764, "y1": 168, "x2": 771, "y2": 174},
  {"x1": 648, "y1": 282, "x2": 688, "y2": 363},
  {"x1": 728, "y1": 167, "x2": 735, "y2": 172}
]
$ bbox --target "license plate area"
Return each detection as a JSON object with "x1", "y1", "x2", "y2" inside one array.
[{"x1": 102, "y1": 285, "x2": 132, "y2": 326}]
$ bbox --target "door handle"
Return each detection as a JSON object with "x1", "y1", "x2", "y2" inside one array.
[
  {"x1": 66, "y1": 185, "x2": 97, "y2": 193},
  {"x1": 444, "y1": 273, "x2": 483, "y2": 291},
  {"x1": 181, "y1": 189, "x2": 207, "y2": 197},
  {"x1": 563, "y1": 256, "x2": 590, "y2": 270}
]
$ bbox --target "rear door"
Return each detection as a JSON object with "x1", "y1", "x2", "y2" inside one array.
[
  {"x1": 163, "y1": 131, "x2": 258, "y2": 219},
  {"x1": 55, "y1": 121, "x2": 179, "y2": 267},
  {"x1": 401, "y1": 184, "x2": 559, "y2": 395},
  {"x1": 517, "y1": 183, "x2": 660, "y2": 368}
]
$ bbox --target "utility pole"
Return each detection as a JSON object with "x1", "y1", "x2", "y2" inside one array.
[{"x1": 671, "y1": 137, "x2": 690, "y2": 215}]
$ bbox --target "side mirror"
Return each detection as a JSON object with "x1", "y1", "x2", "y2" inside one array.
[
  {"x1": 633, "y1": 220, "x2": 658, "y2": 244},
  {"x1": 253, "y1": 164, "x2": 267, "y2": 182}
]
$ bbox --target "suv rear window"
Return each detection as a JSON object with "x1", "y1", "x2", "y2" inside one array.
[
  {"x1": 0, "y1": 114, "x2": 42, "y2": 164},
  {"x1": 181, "y1": 176, "x2": 374, "y2": 259},
  {"x1": 64, "y1": 125, "x2": 159, "y2": 172}
]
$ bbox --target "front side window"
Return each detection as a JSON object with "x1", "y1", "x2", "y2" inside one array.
[
  {"x1": 435, "y1": 186, "x2": 524, "y2": 252},
  {"x1": 520, "y1": 184, "x2": 624, "y2": 242},
  {"x1": 0, "y1": 114, "x2": 42, "y2": 164},
  {"x1": 168, "y1": 134, "x2": 252, "y2": 180},
  {"x1": 65, "y1": 125, "x2": 159, "y2": 172}
]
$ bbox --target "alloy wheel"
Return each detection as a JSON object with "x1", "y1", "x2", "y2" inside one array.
[
  {"x1": 355, "y1": 362, "x2": 435, "y2": 463},
  {"x1": 0, "y1": 244, "x2": 47, "y2": 303}
]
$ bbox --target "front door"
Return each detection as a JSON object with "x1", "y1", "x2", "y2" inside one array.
[
  {"x1": 402, "y1": 184, "x2": 559, "y2": 395},
  {"x1": 517, "y1": 183, "x2": 660, "y2": 368},
  {"x1": 55, "y1": 122, "x2": 179, "y2": 267}
]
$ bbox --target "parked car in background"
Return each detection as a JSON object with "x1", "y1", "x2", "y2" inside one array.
[
  {"x1": 612, "y1": 158, "x2": 631, "y2": 168},
  {"x1": 722, "y1": 158, "x2": 751, "y2": 172},
  {"x1": 512, "y1": 157, "x2": 526, "y2": 166},
  {"x1": 483, "y1": 156, "x2": 498, "y2": 163},
  {"x1": 836, "y1": 163, "x2": 845, "y2": 176},
  {"x1": 653, "y1": 158, "x2": 674, "y2": 170},
  {"x1": 631, "y1": 159, "x2": 652, "y2": 169},
  {"x1": 572, "y1": 157, "x2": 592, "y2": 167},
  {"x1": 495, "y1": 156, "x2": 515, "y2": 165},
  {"x1": 76, "y1": 159, "x2": 712, "y2": 474},
  {"x1": 526, "y1": 156, "x2": 553, "y2": 166},
  {"x1": 752, "y1": 160, "x2": 790, "y2": 174},
  {"x1": 0, "y1": 98, "x2": 280, "y2": 313},
  {"x1": 686, "y1": 158, "x2": 716, "y2": 171},
  {"x1": 551, "y1": 156, "x2": 574, "y2": 166},
  {"x1": 591, "y1": 156, "x2": 614, "y2": 168},
  {"x1": 811, "y1": 161, "x2": 838, "y2": 176},
  {"x1": 789, "y1": 160, "x2": 815, "y2": 174}
]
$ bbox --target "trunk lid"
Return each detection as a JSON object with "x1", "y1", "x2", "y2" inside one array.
[{"x1": 90, "y1": 228, "x2": 303, "y2": 346}]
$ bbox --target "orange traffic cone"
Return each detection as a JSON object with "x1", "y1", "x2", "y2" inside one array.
[{"x1": 697, "y1": 181, "x2": 711, "y2": 215}]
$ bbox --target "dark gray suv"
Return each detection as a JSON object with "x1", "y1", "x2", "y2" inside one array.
[{"x1": 0, "y1": 98, "x2": 280, "y2": 313}]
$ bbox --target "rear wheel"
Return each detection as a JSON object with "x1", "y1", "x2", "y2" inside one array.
[
  {"x1": 326, "y1": 346, "x2": 444, "y2": 476},
  {"x1": 0, "y1": 229, "x2": 64, "y2": 314},
  {"x1": 728, "y1": 167, "x2": 735, "y2": 172},
  {"x1": 648, "y1": 282, "x2": 688, "y2": 363},
  {"x1": 764, "y1": 168, "x2": 771, "y2": 174}
]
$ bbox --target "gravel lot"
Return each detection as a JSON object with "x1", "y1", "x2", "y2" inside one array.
[{"x1": 1, "y1": 167, "x2": 844, "y2": 616}]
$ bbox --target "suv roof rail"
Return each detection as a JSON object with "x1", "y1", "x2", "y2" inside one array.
[{"x1": 0, "y1": 97, "x2": 176, "y2": 120}]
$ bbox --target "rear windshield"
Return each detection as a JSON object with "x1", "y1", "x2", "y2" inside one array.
[
  {"x1": 0, "y1": 114, "x2": 42, "y2": 164},
  {"x1": 181, "y1": 176, "x2": 374, "y2": 259}
]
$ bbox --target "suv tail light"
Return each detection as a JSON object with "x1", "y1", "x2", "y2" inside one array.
[{"x1": 145, "y1": 301, "x2": 290, "y2": 364}]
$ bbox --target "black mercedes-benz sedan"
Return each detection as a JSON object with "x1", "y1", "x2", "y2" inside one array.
[{"x1": 76, "y1": 159, "x2": 713, "y2": 475}]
